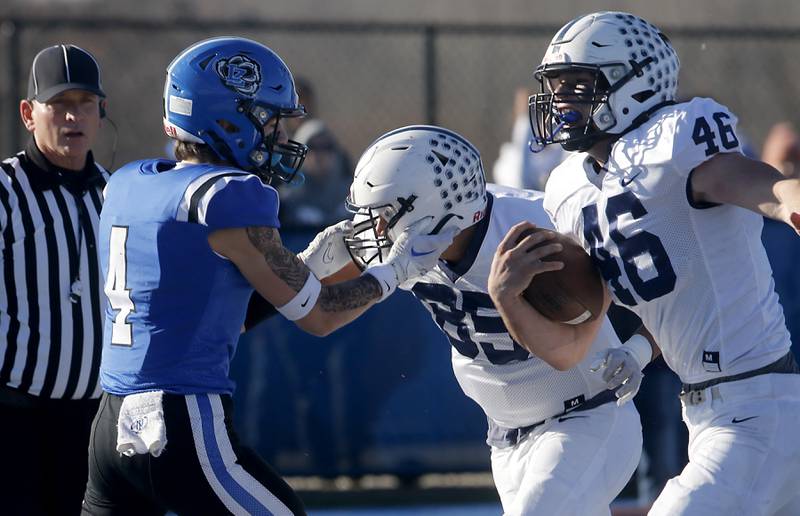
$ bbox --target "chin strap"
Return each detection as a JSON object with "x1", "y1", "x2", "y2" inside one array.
[
  {"x1": 624, "y1": 100, "x2": 677, "y2": 136},
  {"x1": 428, "y1": 213, "x2": 461, "y2": 235}
]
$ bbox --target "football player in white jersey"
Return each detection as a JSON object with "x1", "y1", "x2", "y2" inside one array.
[
  {"x1": 527, "y1": 11, "x2": 800, "y2": 516},
  {"x1": 304, "y1": 124, "x2": 643, "y2": 515}
]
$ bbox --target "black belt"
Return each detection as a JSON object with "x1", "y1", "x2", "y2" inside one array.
[
  {"x1": 487, "y1": 389, "x2": 617, "y2": 449},
  {"x1": 680, "y1": 351, "x2": 800, "y2": 395},
  {"x1": 0, "y1": 385, "x2": 41, "y2": 408}
]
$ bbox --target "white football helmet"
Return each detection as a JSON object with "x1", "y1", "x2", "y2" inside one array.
[
  {"x1": 345, "y1": 125, "x2": 488, "y2": 269},
  {"x1": 530, "y1": 11, "x2": 680, "y2": 151}
]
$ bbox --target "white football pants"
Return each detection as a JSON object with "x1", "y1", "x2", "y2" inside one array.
[
  {"x1": 649, "y1": 373, "x2": 800, "y2": 516},
  {"x1": 491, "y1": 400, "x2": 641, "y2": 516}
]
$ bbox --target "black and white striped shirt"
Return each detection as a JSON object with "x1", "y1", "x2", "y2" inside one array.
[{"x1": 0, "y1": 139, "x2": 108, "y2": 399}]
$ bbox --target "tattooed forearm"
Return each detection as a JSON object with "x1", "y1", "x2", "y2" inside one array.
[
  {"x1": 318, "y1": 275, "x2": 382, "y2": 312},
  {"x1": 246, "y1": 226, "x2": 309, "y2": 291},
  {"x1": 245, "y1": 225, "x2": 381, "y2": 313}
]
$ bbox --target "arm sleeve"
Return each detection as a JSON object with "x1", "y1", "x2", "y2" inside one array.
[
  {"x1": 202, "y1": 175, "x2": 281, "y2": 230},
  {"x1": 0, "y1": 171, "x2": 12, "y2": 234}
]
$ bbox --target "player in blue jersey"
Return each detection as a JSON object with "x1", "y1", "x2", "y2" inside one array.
[{"x1": 81, "y1": 38, "x2": 453, "y2": 516}]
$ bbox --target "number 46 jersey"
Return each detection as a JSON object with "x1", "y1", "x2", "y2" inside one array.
[{"x1": 545, "y1": 98, "x2": 791, "y2": 385}]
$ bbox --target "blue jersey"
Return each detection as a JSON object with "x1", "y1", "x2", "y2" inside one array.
[{"x1": 98, "y1": 160, "x2": 280, "y2": 395}]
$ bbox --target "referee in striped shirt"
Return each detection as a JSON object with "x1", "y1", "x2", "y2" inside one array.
[{"x1": 0, "y1": 45, "x2": 109, "y2": 515}]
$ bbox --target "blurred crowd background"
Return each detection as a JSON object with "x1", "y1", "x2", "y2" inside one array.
[
  {"x1": 4, "y1": 0, "x2": 800, "y2": 173},
  {"x1": 2, "y1": 0, "x2": 799, "y2": 510}
]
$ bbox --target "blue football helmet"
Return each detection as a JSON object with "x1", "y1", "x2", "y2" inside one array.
[{"x1": 163, "y1": 37, "x2": 307, "y2": 183}]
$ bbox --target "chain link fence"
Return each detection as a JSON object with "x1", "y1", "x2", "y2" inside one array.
[{"x1": 3, "y1": 18, "x2": 800, "y2": 176}]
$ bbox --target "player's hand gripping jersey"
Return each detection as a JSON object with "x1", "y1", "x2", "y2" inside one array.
[
  {"x1": 98, "y1": 160, "x2": 280, "y2": 395},
  {"x1": 404, "y1": 185, "x2": 621, "y2": 429},
  {"x1": 545, "y1": 98, "x2": 792, "y2": 384}
]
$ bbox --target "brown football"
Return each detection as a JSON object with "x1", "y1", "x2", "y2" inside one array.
[{"x1": 517, "y1": 227, "x2": 604, "y2": 325}]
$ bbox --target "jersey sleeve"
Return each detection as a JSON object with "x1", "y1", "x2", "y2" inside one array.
[
  {"x1": 194, "y1": 174, "x2": 280, "y2": 230},
  {"x1": 0, "y1": 170, "x2": 11, "y2": 235},
  {"x1": 398, "y1": 278, "x2": 419, "y2": 291},
  {"x1": 668, "y1": 97, "x2": 743, "y2": 178},
  {"x1": 543, "y1": 155, "x2": 590, "y2": 240}
]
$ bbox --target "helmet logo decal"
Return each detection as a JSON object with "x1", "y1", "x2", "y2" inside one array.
[
  {"x1": 164, "y1": 123, "x2": 178, "y2": 138},
  {"x1": 168, "y1": 95, "x2": 193, "y2": 116},
  {"x1": 431, "y1": 150, "x2": 449, "y2": 166},
  {"x1": 215, "y1": 54, "x2": 261, "y2": 96}
]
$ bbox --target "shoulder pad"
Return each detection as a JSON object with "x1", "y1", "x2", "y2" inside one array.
[
  {"x1": 487, "y1": 183, "x2": 543, "y2": 201},
  {"x1": 543, "y1": 153, "x2": 590, "y2": 220},
  {"x1": 611, "y1": 98, "x2": 742, "y2": 177}
]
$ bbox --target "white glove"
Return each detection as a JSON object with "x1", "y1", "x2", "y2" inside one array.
[
  {"x1": 365, "y1": 222, "x2": 458, "y2": 302},
  {"x1": 297, "y1": 220, "x2": 354, "y2": 279},
  {"x1": 590, "y1": 335, "x2": 651, "y2": 406}
]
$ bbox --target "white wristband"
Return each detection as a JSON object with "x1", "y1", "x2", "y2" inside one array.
[
  {"x1": 363, "y1": 264, "x2": 397, "y2": 303},
  {"x1": 623, "y1": 334, "x2": 653, "y2": 370},
  {"x1": 276, "y1": 272, "x2": 321, "y2": 321}
]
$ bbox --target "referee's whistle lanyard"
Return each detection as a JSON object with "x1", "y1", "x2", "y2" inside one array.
[{"x1": 67, "y1": 189, "x2": 94, "y2": 304}]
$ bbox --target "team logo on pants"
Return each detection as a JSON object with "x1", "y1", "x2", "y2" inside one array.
[
  {"x1": 216, "y1": 55, "x2": 262, "y2": 96},
  {"x1": 130, "y1": 415, "x2": 148, "y2": 434}
]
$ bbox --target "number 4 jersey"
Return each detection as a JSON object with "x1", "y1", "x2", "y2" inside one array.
[
  {"x1": 98, "y1": 160, "x2": 280, "y2": 396},
  {"x1": 545, "y1": 98, "x2": 791, "y2": 384}
]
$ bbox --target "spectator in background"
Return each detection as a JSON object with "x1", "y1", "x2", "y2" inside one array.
[
  {"x1": 279, "y1": 93, "x2": 352, "y2": 228},
  {"x1": 492, "y1": 87, "x2": 568, "y2": 190},
  {"x1": 0, "y1": 44, "x2": 110, "y2": 516},
  {"x1": 286, "y1": 76, "x2": 315, "y2": 135},
  {"x1": 763, "y1": 122, "x2": 800, "y2": 179},
  {"x1": 761, "y1": 121, "x2": 800, "y2": 354}
]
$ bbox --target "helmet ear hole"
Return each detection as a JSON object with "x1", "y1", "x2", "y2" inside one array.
[
  {"x1": 595, "y1": 73, "x2": 611, "y2": 91},
  {"x1": 631, "y1": 91, "x2": 655, "y2": 104},
  {"x1": 217, "y1": 119, "x2": 240, "y2": 134}
]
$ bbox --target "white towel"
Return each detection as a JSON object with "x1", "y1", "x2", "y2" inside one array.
[{"x1": 116, "y1": 391, "x2": 167, "y2": 457}]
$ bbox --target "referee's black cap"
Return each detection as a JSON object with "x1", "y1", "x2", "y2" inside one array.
[{"x1": 27, "y1": 44, "x2": 105, "y2": 102}]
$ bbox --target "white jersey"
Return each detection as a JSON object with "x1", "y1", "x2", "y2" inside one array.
[
  {"x1": 402, "y1": 184, "x2": 620, "y2": 428},
  {"x1": 545, "y1": 98, "x2": 791, "y2": 384}
]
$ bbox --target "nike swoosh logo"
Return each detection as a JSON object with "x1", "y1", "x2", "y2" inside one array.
[
  {"x1": 558, "y1": 415, "x2": 588, "y2": 423},
  {"x1": 322, "y1": 243, "x2": 335, "y2": 264},
  {"x1": 731, "y1": 416, "x2": 759, "y2": 424},
  {"x1": 620, "y1": 172, "x2": 641, "y2": 187},
  {"x1": 300, "y1": 296, "x2": 311, "y2": 308},
  {"x1": 411, "y1": 248, "x2": 436, "y2": 257}
]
